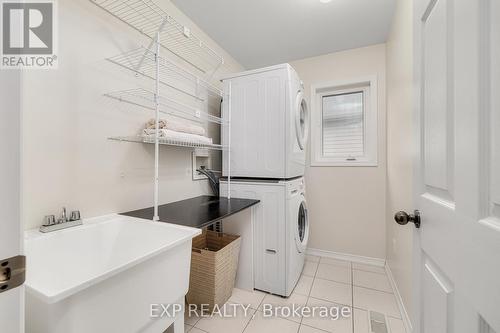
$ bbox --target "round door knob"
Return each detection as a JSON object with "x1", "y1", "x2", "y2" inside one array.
[{"x1": 394, "y1": 210, "x2": 421, "y2": 228}]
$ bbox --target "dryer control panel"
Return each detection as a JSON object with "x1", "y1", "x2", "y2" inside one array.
[{"x1": 287, "y1": 177, "x2": 305, "y2": 197}]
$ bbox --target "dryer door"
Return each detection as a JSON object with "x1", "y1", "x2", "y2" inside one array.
[
  {"x1": 295, "y1": 195, "x2": 309, "y2": 253},
  {"x1": 295, "y1": 91, "x2": 309, "y2": 150}
]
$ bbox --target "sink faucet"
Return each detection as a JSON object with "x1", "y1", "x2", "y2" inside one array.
[
  {"x1": 40, "y1": 207, "x2": 82, "y2": 233},
  {"x1": 196, "y1": 166, "x2": 220, "y2": 196},
  {"x1": 59, "y1": 207, "x2": 67, "y2": 223}
]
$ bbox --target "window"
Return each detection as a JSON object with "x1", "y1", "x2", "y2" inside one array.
[{"x1": 310, "y1": 77, "x2": 378, "y2": 166}]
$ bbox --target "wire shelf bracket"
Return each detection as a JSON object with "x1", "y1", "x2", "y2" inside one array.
[
  {"x1": 109, "y1": 135, "x2": 226, "y2": 151},
  {"x1": 104, "y1": 88, "x2": 225, "y2": 125},
  {"x1": 91, "y1": 0, "x2": 225, "y2": 76},
  {"x1": 106, "y1": 47, "x2": 223, "y2": 101}
]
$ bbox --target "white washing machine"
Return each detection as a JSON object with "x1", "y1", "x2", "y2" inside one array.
[
  {"x1": 220, "y1": 177, "x2": 309, "y2": 297},
  {"x1": 221, "y1": 64, "x2": 309, "y2": 179}
]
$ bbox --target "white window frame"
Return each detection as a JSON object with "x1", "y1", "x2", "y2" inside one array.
[{"x1": 310, "y1": 76, "x2": 378, "y2": 167}]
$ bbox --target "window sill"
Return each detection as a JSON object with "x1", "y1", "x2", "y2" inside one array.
[{"x1": 310, "y1": 160, "x2": 378, "y2": 167}]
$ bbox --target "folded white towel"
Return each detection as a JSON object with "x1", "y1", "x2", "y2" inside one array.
[
  {"x1": 167, "y1": 120, "x2": 206, "y2": 137},
  {"x1": 145, "y1": 118, "x2": 206, "y2": 136},
  {"x1": 143, "y1": 129, "x2": 213, "y2": 145},
  {"x1": 143, "y1": 128, "x2": 165, "y2": 137}
]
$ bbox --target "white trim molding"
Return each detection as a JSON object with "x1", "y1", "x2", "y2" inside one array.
[
  {"x1": 385, "y1": 264, "x2": 413, "y2": 333},
  {"x1": 310, "y1": 76, "x2": 379, "y2": 167},
  {"x1": 306, "y1": 247, "x2": 385, "y2": 267}
]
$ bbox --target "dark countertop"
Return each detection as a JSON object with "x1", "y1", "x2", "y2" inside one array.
[{"x1": 120, "y1": 195, "x2": 260, "y2": 229}]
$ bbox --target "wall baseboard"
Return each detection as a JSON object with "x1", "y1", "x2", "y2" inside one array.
[
  {"x1": 306, "y1": 248, "x2": 386, "y2": 267},
  {"x1": 385, "y1": 264, "x2": 413, "y2": 333}
]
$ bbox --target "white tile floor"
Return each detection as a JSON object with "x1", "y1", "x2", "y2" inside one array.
[{"x1": 185, "y1": 255, "x2": 406, "y2": 333}]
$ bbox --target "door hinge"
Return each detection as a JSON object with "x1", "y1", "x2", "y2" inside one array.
[{"x1": 0, "y1": 255, "x2": 26, "y2": 293}]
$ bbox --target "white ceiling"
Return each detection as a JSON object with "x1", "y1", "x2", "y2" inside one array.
[{"x1": 171, "y1": 0, "x2": 396, "y2": 69}]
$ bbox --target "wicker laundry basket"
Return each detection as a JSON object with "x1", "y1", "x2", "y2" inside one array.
[{"x1": 186, "y1": 229, "x2": 241, "y2": 311}]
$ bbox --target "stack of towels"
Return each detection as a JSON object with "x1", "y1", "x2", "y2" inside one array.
[{"x1": 142, "y1": 119, "x2": 213, "y2": 145}]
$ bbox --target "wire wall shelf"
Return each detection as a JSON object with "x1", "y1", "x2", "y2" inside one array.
[
  {"x1": 94, "y1": 0, "x2": 234, "y2": 216},
  {"x1": 91, "y1": 0, "x2": 225, "y2": 75},
  {"x1": 104, "y1": 88, "x2": 225, "y2": 125},
  {"x1": 109, "y1": 135, "x2": 226, "y2": 150},
  {"x1": 106, "y1": 47, "x2": 223, "y2": 101}
]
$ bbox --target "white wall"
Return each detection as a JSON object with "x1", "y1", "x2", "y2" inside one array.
[
  {"x1": 386, "y1": 0, "x2": 414, "y2": 325},
  {"x1": 291, "y1": 44, "x2": 387, "y2": 259},
  {"x1": 21, "y1": 0, "x2": 243, "y2": 230}
]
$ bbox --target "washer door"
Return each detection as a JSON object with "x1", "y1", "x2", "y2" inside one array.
[
  {"x1": 295, "y1": 91, "x2": 309, "y2": 150},
  {"x1": 295, "y1": 196, "x2": 309, "y2": 253}
]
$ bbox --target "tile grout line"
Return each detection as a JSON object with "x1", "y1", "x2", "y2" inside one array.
[
  {"x1": 316, "y1": 260, "x2": 351, "y2": 269},
  {"x1": 311, "y1": 274, "x2": 395, "y2": 296},
  {"x1": 306, "y1": 295, "x2": 352, "y2": 309},
  {"x1": 240, "y1": 306, "x2": 257, "y2": 333},
  {"x1": 313, "y1": 275, "x2": 354, "y2": 287},
  {"x1": 351, "y1": 284, "x2": 395, "y2": 295},
  {"x1": 297, "y1": 258, "x2": 319, "y2": 333},
  {"x1": 256, "y1": 291, "x2": 266, "y2": 310},
  {"x1": 303, "y1": 259, "x2": 322, "y2": 279},
  {"x1": 295, "y1": 260, "x2": 315, "y2": 333},
  {"x1": 302, "y1": 258, "x2": 357, "y2": 332},
  {"x1": 187, "y1": 323, "x2": 209, "y2": 333},
  {"x1": 245, "y1": 292, "x2": 304, "y2": 332},
  {"x1": 244, "y1": 291, "x2": 268, "y2": 332},
  {"x1": 352, "y1": 267, "x2": 387, "y2": 276},
  {"x1": 300, "y1": 322, "x2": 334, "y2": 333},
  {"x1": 312, "y1": 259, "x2": 320, "y2": 279},
  {"x1": 298, "y1": 258, "x2": 321, "y2": 331}
]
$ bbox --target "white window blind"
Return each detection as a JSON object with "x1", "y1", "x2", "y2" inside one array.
[
  {"x1": 322, "y1": 91, "x2": 364, "y2": 159},
  {"x1": 310, "y1": 77, "x2": 378, "y2": 167}
]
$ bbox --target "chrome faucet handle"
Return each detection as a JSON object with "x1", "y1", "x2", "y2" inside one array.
[
  {"x1": 70, "y1": 210, "x2": 81, "y2": 221},
  {"x1": 40, "y1": 209, "x2": 82, "y2": 233},
  {"x1": 43, "y1": 215, "x2": 56, "y2": 226},
  {"x1": 58, "y1": 207, "x2": 67, "y2": 224}
]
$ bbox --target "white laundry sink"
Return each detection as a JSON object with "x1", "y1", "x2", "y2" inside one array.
[{"x1": 24, "y1": 214, "x2": 201, "y2": 333}]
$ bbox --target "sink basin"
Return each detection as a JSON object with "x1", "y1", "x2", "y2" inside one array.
[{"x1": 25, "y1": 214, "x2": 201, "y2": 333}]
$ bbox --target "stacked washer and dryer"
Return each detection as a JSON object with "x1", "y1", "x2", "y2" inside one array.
[{"x1": 220, "y1": 64, "x2": 310, "y2": 297}]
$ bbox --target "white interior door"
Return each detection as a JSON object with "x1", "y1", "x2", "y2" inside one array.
[
  {"x1": 412, "y1": 0, "x2": 500, "y2": 332},
  {"x1": 0, "y1": 70, "x2": 24, "y2": 332}
]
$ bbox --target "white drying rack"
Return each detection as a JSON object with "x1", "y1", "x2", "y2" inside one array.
[
  {"x1": 108, "y1": 135, "x2": 225, "y2": 150},
  {"x1": 91, "y1": 0, "x2": 224, "y2": 76},
  {"x1": 92, "y1": 0, "x2": 232, "y2": 220},
  {"x1": 104, "y1": 88, "x2": 225, "y2": 125},
  {"x1": 106, "y1": 47, "x2": 223, "y2": 101}
]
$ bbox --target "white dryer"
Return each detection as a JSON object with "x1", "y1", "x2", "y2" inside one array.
[
  {"x1": 220, "y1": 177, "x2": 309, "y2": 297},
  {"x1": 221, "y1": 64, "x2": 309, "y2": 179}
]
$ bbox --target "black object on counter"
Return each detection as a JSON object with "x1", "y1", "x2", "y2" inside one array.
[{"x1": 120, "y1": 195, "x2": 259, "y2": 229}]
